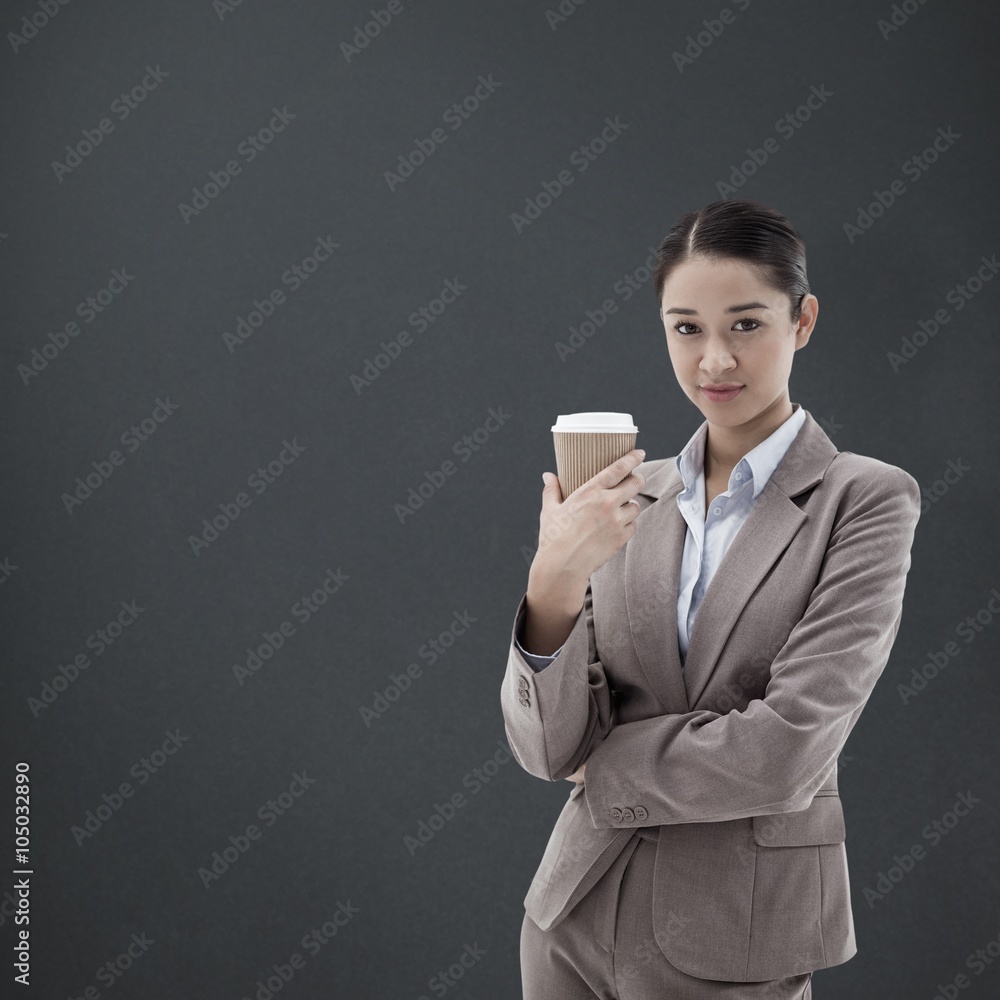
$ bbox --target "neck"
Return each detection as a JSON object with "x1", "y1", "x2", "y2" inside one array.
[{"x1": 704, "y1": 395, "x2": 794, "y2": 477}]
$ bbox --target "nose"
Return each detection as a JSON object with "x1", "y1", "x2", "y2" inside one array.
[{"x1": 700, "y1": 339, "x2": 738, "y2": 374}]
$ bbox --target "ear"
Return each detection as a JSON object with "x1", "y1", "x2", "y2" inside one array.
[{"x1": 794, "y1": 294, "x2": 819, "y2": 349}]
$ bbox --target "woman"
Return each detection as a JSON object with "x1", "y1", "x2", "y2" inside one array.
[{"x1": 500, "y1": 199, "x2": 922, "y2": 998}]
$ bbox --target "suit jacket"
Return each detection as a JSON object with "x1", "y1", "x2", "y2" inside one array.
[{"x1": 500, "y1": 407, "x2": 921, "y2": 982}]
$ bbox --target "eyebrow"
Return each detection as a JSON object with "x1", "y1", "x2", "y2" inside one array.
[{"x1": 664, "y1": 301, "x2": 772, "y2": 316}]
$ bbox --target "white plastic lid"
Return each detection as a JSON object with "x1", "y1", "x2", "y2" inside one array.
[{"x1": 551, "y1": 412, "x2": 638, "y2": 433}]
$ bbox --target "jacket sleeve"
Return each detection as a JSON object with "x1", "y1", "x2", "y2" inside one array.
[
  {"x1": 582, "y1": 466, "x2": 922, "y2": 829},
  {"x1": 513, "y1": 633, "x2": 563, "y2": 672},
  {"x1": 500, "y1": 582, "x2": 615, "y2": 781}
]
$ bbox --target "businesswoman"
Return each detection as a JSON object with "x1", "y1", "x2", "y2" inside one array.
[{"x1": 500, "y1": 199, "x2": 922, "y2": 998}]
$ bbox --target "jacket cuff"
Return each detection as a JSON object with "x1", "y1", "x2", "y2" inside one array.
[{"x1": 513, "y1": 630, "x2": 563, "y2": 672}]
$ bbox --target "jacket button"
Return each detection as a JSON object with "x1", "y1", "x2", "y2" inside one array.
[
  {"x1": 517, "y1": 676, "x2": 529, "y2": 690},
  {"x1": 621, "y1": 807, "x2": 635, "y2": 822},
  {"x1": 610, "y1": 808, "x2": 623, "y2": 822},
  {"x1": 634, "y1": 805, "x2": 648, "y2": 820},
  {"x1": 518, "y1": 695, "x2": 530, "y2": 707}
]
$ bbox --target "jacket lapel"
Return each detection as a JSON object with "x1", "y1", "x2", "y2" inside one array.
[
  {"x1": 623, "y1": 480, "x2": 690, "y2": 714},
  {"x1": 624, "y1": 408, "x2": 839, "y2": 713}
]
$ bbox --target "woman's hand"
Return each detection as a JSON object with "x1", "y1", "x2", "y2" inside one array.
[
  {"x1": 565, "y1": 762, "x2": 586, "y2": 783},
  {"x1": 521, "y1": 449, "x2": 647, "y2": 656},
  {"x1": 533, "y1": 449, "x2": 646, "y2": 587}
]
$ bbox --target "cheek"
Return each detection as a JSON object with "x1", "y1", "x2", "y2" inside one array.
[
  {"x1": 759, "y1": 342, "x2": 794, "y2": 374},
  {"x1": 669, "y1": 339, "x2": 696, "y2": 367},
  {"x1": 665, "y1": 340, "x2": 683, "y2": 370},
  {"x1": 666, "y1": 346, "x2": 694, "y2": 385}
]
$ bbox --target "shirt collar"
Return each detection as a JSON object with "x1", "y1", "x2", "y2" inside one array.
[{"x1": 674, "y1": 401, "x2": 806, "y2": 501}]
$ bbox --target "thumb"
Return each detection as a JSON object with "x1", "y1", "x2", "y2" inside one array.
[{"x1": 541, "y1": 472, "x2": 563, "y2": 503}]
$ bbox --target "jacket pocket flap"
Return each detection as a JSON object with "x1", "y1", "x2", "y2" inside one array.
[{"x1": 753, "y1": 795, "x2": 846, "y2": 846}]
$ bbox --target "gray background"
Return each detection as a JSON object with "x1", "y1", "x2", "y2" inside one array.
[{"x1": 2, "y1": 0, "x2": 999, "y2": 996}]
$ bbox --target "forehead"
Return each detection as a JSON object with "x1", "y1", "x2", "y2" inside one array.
[{"x1": 662, "y1": 257, "x2": 774, "y2": 300}]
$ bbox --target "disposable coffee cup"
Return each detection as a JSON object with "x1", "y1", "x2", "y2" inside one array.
[{"x1": 551, "y1": 412, "x2": 639, "y2": 499}]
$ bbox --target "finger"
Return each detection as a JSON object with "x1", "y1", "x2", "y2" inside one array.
[
  {"x1": 605, "y1": 463, "x2": 647, "y2": 505},
  {"x1": 616, "y1": 499, "x2": 641, "y2": 532},
  {"x1": 540, "y1": 471, "x2": 564, "y2": 507},
  {"x1": 591, "y1": 449, "x2": 646, "y2": 493}
]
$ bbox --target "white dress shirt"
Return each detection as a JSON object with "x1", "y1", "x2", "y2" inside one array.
[{"x1": 516, "y1": 402, "x2": 807, "y2": 671}]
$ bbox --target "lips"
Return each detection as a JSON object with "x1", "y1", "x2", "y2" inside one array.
[{"x1": 700, "y1": 384, "x2": 745, "y2": 402}]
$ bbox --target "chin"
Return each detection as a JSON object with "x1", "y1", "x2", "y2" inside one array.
[{"x1": 694, "y1": 393, "x2": 752, "y2": 421}]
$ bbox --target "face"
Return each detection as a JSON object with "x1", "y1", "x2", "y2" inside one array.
[{"x1": 660, "y1": 256, "x2": 818, "y2": 429}]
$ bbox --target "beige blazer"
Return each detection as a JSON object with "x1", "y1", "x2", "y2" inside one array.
[{"x1": 500, "y1": 407, "x2": 921, "y2": 982}]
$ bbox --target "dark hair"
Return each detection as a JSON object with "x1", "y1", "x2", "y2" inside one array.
[{"x1": 652, "y1": 200, "x2": 810, "y2": 324}]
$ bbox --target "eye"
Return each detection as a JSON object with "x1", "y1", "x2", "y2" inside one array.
[{"x1": 671, "y1": 318, "x2": 762, "y2": 335}]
